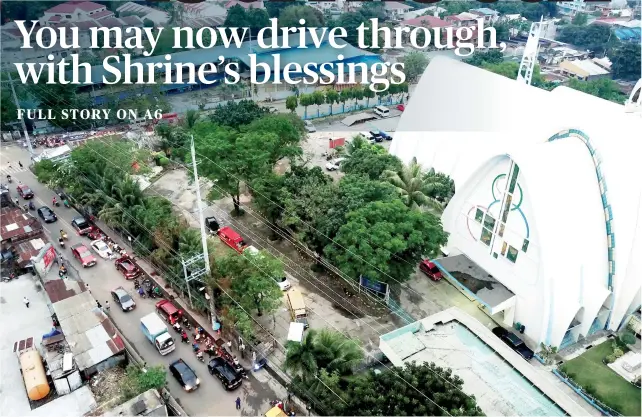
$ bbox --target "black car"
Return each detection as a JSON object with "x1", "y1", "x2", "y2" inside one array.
[
  {"x1": 71, "y1": 216, "x2": 92, "y2": 235},
  {"x1": 205, "y1": 216, "x2": 220, "y2": 234},
  {"x1": 369, "y1": 131, "x2": 384, "y2": 142},
  {"x1": 208, "y1": 357, "x2": 242, "y2": 390},
  {"x1": 37, "y1": 206, "x2": 57, "y2": 223},
  {"x1": 169, "y1": 359, "x2": 200, "y2": 392},
  {"x1": 492, "y1": 327, "x2": 534, "y2": 360}
]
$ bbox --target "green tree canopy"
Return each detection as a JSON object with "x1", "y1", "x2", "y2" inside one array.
[
  {"x1": 341, "y1": 145, "x2": 403, "y2": 181},
  {"x1": 402, "y1": 51, "x2": 429, "y2": 82},
  {"x1": 279, "y1": 5, "x2": 324, "y2": 27},
  {"x1": 208, "y1": 100, "x2": 271, "y2": 129},
  {"x1": 567, "y1": 78, "x2": 627, "y2": 104},
  {"x1": 324, "y1": 200, "x2": 448, "y2": 283},
  {"x1": 610, "y1": 43, "x2": 642, "y2": 81},
  {"x1": 243, "y1": 113, "x2": 306, "y2": 164},
  {"x1": 557, "y1": 24, "x2": 618, "y2": 54}
]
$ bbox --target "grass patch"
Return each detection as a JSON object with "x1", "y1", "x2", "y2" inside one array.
[{"x1": 562, "y1": 341, "x2": 641, "y2": 416}]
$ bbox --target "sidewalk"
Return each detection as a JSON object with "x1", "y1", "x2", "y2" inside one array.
[{"x1": 94, "y1": 219, "x2": 310, "y2": 413}]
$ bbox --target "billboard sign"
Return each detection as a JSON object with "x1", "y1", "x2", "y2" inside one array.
[
  {"x1": 32, "y1": 243, "x2": 56, "y2": 277},
  {"x1": 359, "y1": 276, "x2": 389, "y2": 300}
]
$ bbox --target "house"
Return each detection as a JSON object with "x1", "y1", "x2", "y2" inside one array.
[
  {"x1": 404, "y1": 6, "x2": 447, "y2": 20},
  {"x1": 445, "y1": 12, "x2": 479, "y2": 28},
  {"x1": 592, "y1": 56, "x2": 612, "y2": 71},
  {"x1": 384, "y1": 2, "x2": 413, "y2": 20},
  {"x1": 116, "y1": 1, "x2": 169, "y2": 26},
  {"x1": 470, "y1": 8, "x2": 500, "y2": 24},
  {"x1": 559, "y1": 59, "x2": 611, "y2": 81},
  {"x1": 401, "y1": 15, "x2": 451, "y2": 31},
  {"x1": 539, "y1": 45, "x2": 590, "y2": 66},
  {"x1": 558, "y1": 0, "x2": 598, "y2": 17},
  {"x1": 40, "y1": 1, "x2": 113, "y2": 25}
]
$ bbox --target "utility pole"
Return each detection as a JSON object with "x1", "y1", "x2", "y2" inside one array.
[
  {"x1": 182, "y1": 255, "x2": 207, "y2": 309},
  {"x1": 8, "y1": 72, "x2": 34, "y2": 157},
  {"x1": 190, "y1": 135, "x2": 217, "y2": 329}
]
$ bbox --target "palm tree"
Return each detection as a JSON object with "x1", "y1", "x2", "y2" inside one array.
[
  {"x1": 184, "y1": 110, "x2": 199, "y2": 129},
  {"x1": 383, "y1": 157, "x2": 429, "y2": 209},
  {"x1": 339, "y1": 134, "x2": 369, "y2": 157},
  {"x1": 314, "y1": 330, "x2": 363, "y2": 376},
  {"x1": 285, "y1": 329, "x2": 319, "y2": 380}
]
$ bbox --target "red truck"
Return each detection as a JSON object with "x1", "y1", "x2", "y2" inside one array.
[
  {"x1": 419, "y1": 260, "x2": 443, "y2": 281},
  {"x1": 217, "y1": 226, "x2": 247, "y2": 253},
  {"x1": 156, "y1": 299, "x2": 183, "y2": 325}
]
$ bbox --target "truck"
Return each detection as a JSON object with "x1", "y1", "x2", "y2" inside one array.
[{"x1": 141, "y1": 313, "x2": 176, "y2": 355}]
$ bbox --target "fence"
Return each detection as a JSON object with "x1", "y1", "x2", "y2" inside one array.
[
  {"x1": 552, "y1": 368, "x2": 621, "y2": 416},
  {"x1": 301, "y1": 96, "x2": 405, "y2": 120}
]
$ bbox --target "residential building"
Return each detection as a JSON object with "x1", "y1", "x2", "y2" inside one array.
[
  {"x1": 384, "y1": 2, "x2": 413, "y2": 20},
  {"x1": 391, "y1": 56, "x2": 642, "y2": 350},
  {"x1": 539, "y1": 45, "x2": 590, "y2": 66},
  {"x1": 39, "y1": 1, "x2": 113, "y2": 25},
  {"x1": 116, "y1": 1, "x2": 169, "y2": 26},
  {"x1": 558, "y1": 0, "x2": 598, "y2": 17},
  {"x1": 0, "y1": 206, "x2": 45, "y2": 269},
  {"x1": 223, "y1": 0, "x2": 264, "y2": 10},
  {"x1": 445, "y1": 12, "x2": 479, "y2": 28},
  {"x1": 559, "y1": 58, "x2": 611, "y2": 80},
  {"x1": 470, "y1": 8, "x2": 500, "y2": 24},
  {"x1": 403, "y1": 6, "x2": 446, "y2": 20},
  {"x1": 401, "y1": 15, "x2": 452, "y2": 32}
]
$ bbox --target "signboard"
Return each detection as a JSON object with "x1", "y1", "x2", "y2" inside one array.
[
  {"x1": 359, "y1": 276, "x2": 390, "y2": 301},
  {"x1": 32, "y1": 243, "x2": 56, "y2": 277}
]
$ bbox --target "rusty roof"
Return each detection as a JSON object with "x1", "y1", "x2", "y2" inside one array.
[
  {"x1": 50, "y1": 289, "x2": 125, "y2": 370},
  {"x1": 0, "y1": 207, "x2": 43, "y2": 242}
]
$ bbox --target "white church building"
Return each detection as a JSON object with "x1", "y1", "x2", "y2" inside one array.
[{"x1": 391, "y1": 57, "x2": 642, "y2": 349}]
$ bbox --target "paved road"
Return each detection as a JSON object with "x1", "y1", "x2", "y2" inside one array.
[{"x1": 2, "y1": 145, "x2": 277, "y2": 416}]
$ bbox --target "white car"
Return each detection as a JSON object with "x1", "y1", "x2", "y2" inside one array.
[
  {"x1": 91, "y1": 239, "x2": 115, "y2": 259},
  {"x1": 275, "y1": 273, "x2": 292, "y2": 291},
  {"x1": 244, "y1": 245, "x2": 260, "y2": 256},
  {"x1": 304, "y1": 120, "x2": 316, "y2": 133},
  {"x1": 325, "y1": 158, "x2": 345, "y2": 171}
]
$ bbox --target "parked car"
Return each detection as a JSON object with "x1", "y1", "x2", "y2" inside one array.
[
  {"x1": 397, "y1": 104, "x2": 405, "y2": 112},
  {"x1": 419, "y1": 260, "x2": 442, "y2": 281},
  {"x1": 325, "y1": 157, "x2": 345, "y2": 171},
  {"x1": 37, "y1": 206, "x2": 57, "y2": 223},
  {"x1": 304, "y1": 120, "x2": 316, "y2": 133},
  {"x1": 205, "y1": 216, "x2": 220, "y2": 234},
  {"x1": 111, "y1": 286, "x2": 136, "y2": 311},
  {"x1": 369, "y1": 130, "x2": 384, "y2": 142},
  {"x1": 208, "y1": 357, "x2": 242, "y2": 390},
  {"x1": 492, "y1": 327, "x2": 534, "y2": 360},
  {"x1": 91, "y1": 239, "x2": 115, "y2": 259},
  {"x1": 115, "y1": 256, "x2": 141, "y2": 279},
  {"x1": 71, "y1": 243, "x2": 97, "y2": 268},
  {"x1": 71, "y1": 216, "x2": 92, "y2": 235},
  {"x1": 218, "y1": 226, "x2": 247, "y2": 253},
  {"x1": 17, "y1": 184, "x2": 34, "y2": 199},
  {"x1": 169, "y1": 359, "x2": 200, "y2": 392},
  {"x1": 156, "y1": 299, "x2": 183, "y2": 325},
  {"x1": 379, "y1": 130, "x2": 393, "y2": 141},
  {"x1": 275, "y1": 274, "x2": 292, "y2": 291}
]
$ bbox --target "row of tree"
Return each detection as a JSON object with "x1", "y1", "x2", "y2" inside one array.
[
  {"x1": 284, "y1": 328, "x2": 483, "y2": 415},
  {"x1": 286, "y1": 83, "x2": 409, "y2": 117}
]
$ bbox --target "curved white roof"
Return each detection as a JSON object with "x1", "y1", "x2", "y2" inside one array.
[{"x1": 393, "y1": 57, "x2": 642, "y2": 346}]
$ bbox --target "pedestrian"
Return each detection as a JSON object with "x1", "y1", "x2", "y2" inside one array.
[
  {"x1": 18, "y1": 161, "x2": 23, "y2": 169},
  {"x1": 239, "y1": 342, "x2": 246, "y2": 359},
  {"x1": 235, "y1": 397, "x2": 241, "y2": 410},
  {"x1": 23, "y1": 296, "x2": 30, "y2": 308},
  {"x1": 96, "y1": 300, "x2": 102, "y2": 309},
  {"x1": 226, "y1": 340, "x2": 232, "y2": 350},
  {"x1": 104, "y1": 300, "x2": 110, "y2": 313},
  {"x1": 85, "y1": 283, "x2": 90, "y2": 293},
  {"x1": 252, "y1": 350, "x2": 256, "y2": 365}
]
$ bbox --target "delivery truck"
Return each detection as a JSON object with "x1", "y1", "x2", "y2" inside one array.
[{"x1": 141, "y1": 313, "x2": 175, "y2": 355}]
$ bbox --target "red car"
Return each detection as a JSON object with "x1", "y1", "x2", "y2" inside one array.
[
  {"x1": 396, "y1": 104, "x2": 405, "y2": 112},
  {"x1": 419, "y1": 260, "x2": 442, "y2": 281},
  {"x1": 115, "y1": 256, "x2": 141, "y2": 280},
  {"x1": 17, "y1": 184, "x2": 34, "y2": 199},
  {"x1": 156, "y1": 299, "x2": 183, "y2": 325},
  {"x1": 71, "y1": 243, "x2": 97, "y2": 268}
]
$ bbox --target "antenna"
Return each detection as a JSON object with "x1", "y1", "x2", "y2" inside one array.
[{"x1": 517, "y1": 17, "x2": 544, "y2": 86}]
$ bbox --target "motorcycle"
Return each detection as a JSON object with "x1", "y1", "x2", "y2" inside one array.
[
  {"x1": 7, "y1": 176, "x2": 12, "y2": 184},
  {"x1": 182, "y1": 317, "x2": 192, "y2": 331},
  {"x1": 172, "y1": 322, "x2": 182, "y2": 333},
  {"x1": 133, "y1": 278, "x2": 140, "y2": 289},
  {"x1": 137, "y1": 287, "x2": 146, "y2": 298},
  {"x1": 2, "y1": 273, "x2": 16, "y2": 282},
  {"x1": 53, "y1": 199, "x2": 60, "y2": 207},
  {"x1": 28, "y1": 201, "x2": 35, "y2": 211},
  {"x1": 181, "y1": 332, "x2": 189, "y2": 344},
  {"x1": 60, "y1": 231, "x2": 68, "y2": 240},
  {"x1": 59, "y1": 238, "x2": 65, "y2": 249},
  {"x1": 23, "y1": 204, "x2": 28, "y2": 212},
  {"x1": 196, "y1": 351, "x2": 205, "y2": 362},
  {"x1": 63, "y1": 199, "x2": 70, "y2": 208}
]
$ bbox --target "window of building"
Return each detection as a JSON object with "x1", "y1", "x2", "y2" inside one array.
[
  {"x1": 483, "y1": 213, "x2": 496, "y2": 230},
  {"x1": 481, "y1": 228, "x2": 492, "y2": 246},
  {"x1": 507, "y1": 246, "x2": 519, "y2": 263},
  {"x1": 508, "y1": 164, "x2": 520, "y2": 194},
  {"x1": 475, "y1": 208, "x2": 484, "y2": 223},
  {"x1": 493, "y1": 252, "x2": 498, "y2": 259},
  {"x1": 502, "y1": 194, "x2": 512, "y2": 223},
  {"x1": 501, "y1": 241, "x2": 507, "y2": 255},
  {"x1": 522, "y1": 239, "x2": 529, "y2": 252},
  {"x1": 498, "y1": 223, "x2": 505, "y2": 237}
]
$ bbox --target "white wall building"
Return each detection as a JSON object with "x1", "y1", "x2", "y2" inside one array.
[{"x1": 391, "y1": 57, "x2": 642, "y2": 349}]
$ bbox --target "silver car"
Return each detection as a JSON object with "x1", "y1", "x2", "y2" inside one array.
[
  {"x1": 304, "y1": 120, "x2": 316, "y2": 133},
  {"x1": 111, "y1": 286, "x2": 136, "y2": 311}
]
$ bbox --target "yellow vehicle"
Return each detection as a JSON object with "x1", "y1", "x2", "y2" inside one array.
[
  {"x1": 265, "y1": 406, "x2": 288, "y2": 417},
  {"x1": 287, "y1": 289, "x2": 309, "y2": 329}
]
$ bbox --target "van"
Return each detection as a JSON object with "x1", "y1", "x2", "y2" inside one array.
[
  {"x1": 286, "y1": 289, "x2": 309, "y2": 329},
  {"x1": 218, "y1": 226, "x2": 247, "y2": 253},
  {"x1": 373, "y1": 106, "x2": 390, "y2": 118}
]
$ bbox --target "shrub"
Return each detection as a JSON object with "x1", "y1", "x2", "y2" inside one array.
[
  {"x1": 620, "y1": 331, "x2": 636, "y2": 345},
  {"x1": 567, "y1": 372, "x2": 576, "y2": 380},
  {"x1": 613, "y1": 348, "x2": 624, "y2": 358},
  {"x1": 583, "y1": 384, "x2": 597, "y2": 397},
  {"x1": 158, "y1": 156, "x2": 170, "y2": 167},
  {"x1": 605, "y1": 354, "x2": 616, "y2": 364}
]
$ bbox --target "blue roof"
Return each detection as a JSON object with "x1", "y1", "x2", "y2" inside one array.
[
  {"x1": 471, "y1": 8, "x2": 499, "y2": 16},
  {"x1": 614, "y1": 27, "x2": 641, "y2": 42},
  {"x1": 77, "y1": 30, "x2": 381, "y2": 84}
]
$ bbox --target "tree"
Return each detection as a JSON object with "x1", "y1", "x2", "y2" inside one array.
[
  {"x1": 120, "y1": 365, "x2": 167, "y2": 402},
  {"x1": 339, "y1": 88, "x2": 352, "y2": 112},
  {"x1": 184, "y1": 109, "x2": 199, "y2": 129},
  {"x1": 567, "y1": 78, "x2": 627, "y2": 104},
  {"x1": 298, "y1": 93, "x2": 314, "y2": 119},
  {"x1": 402, "y1": 51, "x2": 429, "y2": 82},
  {"x1": 342, "y1": 362, "x2": 483, "y2": 416},
  {"x1": 363, "y1": 88, "x2": 375, "y2": 107},
  {"x1": 325, "y1": 200, "x2": 448, "y2": 283},
  {"x1": 383, "y1": 157, "x2": 431, "y2": 209},
  {"x1": 209, "y1": 100, "x2": 270, "y2": 129},
  {"x1": 610, "y1": 43, "x2": 642, "y2": 80},
  {"x1": 244, "y1": 113, "x2": 306, "y2": 164},
  {"x1": 341, "y1": 145, "x2": 402, "y2": 180},
  {"x1": 325, "y1": 89, "x2": 339, "y2": 115},
  {"x1": 557, "y1": 24, "x2": 618, "y2": 54},
  {"x1": 464, "y1": 49, "x2": 504, "y2": 67},
  {"x1": 279, "y1": 5, "x2": 324, "y2": 27},
  {"x1": 311, "y1": 90, "x2": 326, "y2": 117},
  {"x1": 225, "y1": 4, "x2": 249, "y2": 27},
  {"x1": 479, "y1": 61, "x2": 552, "y2": 90},
  {"x1": 217, "y1": 251, "x2": 284, "y2": 316},
  {"x1": 285, "y1": 329, "x2": 320, "y2": 379},
  {"x1": 247, "y1": 7, "x2": 270, "y2": 32},
  {"x1": 0, "y1": 89, "x2": 18, "y2": 130},
  {"x1": 572, "y1": 12, "x2": 588, "y2": 26},
  {"x1": 193, "y1": 123, "x2": 272, "y2": 215},
  {"x1": 285, "y1": 95, "x2": 298, "y2": 112},
  {"x1": 249, "y1": 173, "x2": 287, "y2": 239},
  {"x1": 424, "y1": 168, "x2": 456, "y2": 205},
  {"x1": 351, "y1": 85, "x2": 364, "y2": 108},
  {"x1": 337, "y1": 12, "x2": 367, "y2": 46}
]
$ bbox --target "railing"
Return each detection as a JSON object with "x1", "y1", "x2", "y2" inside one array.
[{"x1": 302, "y1": 96, "x2": 404, "y2": 120}]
